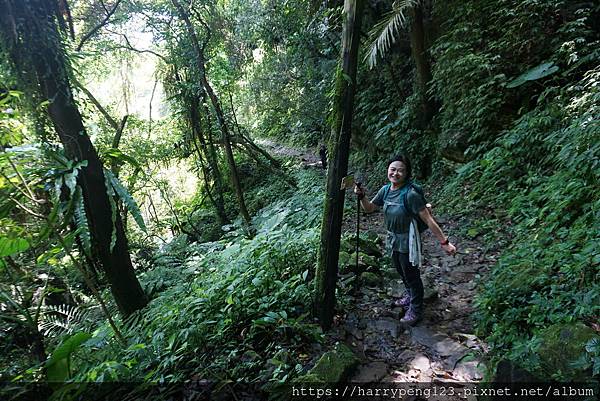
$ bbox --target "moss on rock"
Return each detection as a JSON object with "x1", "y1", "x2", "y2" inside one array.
[
  {"x1": 536, "y1": 322, "x2": 596, "y2": 381},
  {"x1": 306, "y1": 343, "x2": 360, "y2": 382},
  {"x1": 361, "y1": 271, "x2": 381, "y2": 287},
  {"x1": 338, "y1": 251, "x2": 352, "y2": 271}
]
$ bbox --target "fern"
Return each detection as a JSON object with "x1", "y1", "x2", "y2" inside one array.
[
  {"x1": 39, "y1": 304, "x2": 92, "y2": 337},
  {"x1": 47, "y1": 158, "x2": 88, "y2": 231},
  {"x1": 73, "y1": 186, "x2": 92, "y2": 257},
  {"x1": 104, "y1": 169, "x2": 147, "y2": 233},
  {"x1": 62, "y1": 159, "x2": 88, "y2": 196},
  {"x1": 365, "y1": 0, "x2": 420, "y2": 68},
  {"x1": 104, "y1": 172, "x2": 118, "y2": 252}
]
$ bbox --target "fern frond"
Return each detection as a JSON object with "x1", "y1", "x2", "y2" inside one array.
[
  {"x1": 104, "y1": 169, "x2": 147, "y2": 233},
  {"x1": 104, "y1": 172, "x2": 118, "y2": 252},
  {"x1": 52, "y1": 176, "x2": 62, "y2": 206},
  {"x1": 39, "y1": 303, "x2": 90, "y2": 336},
  {"x1": 62, "y1": 159, "x2": 87, "y2": 195},
  {"x1": 365, "y1": 0, "x2": 420, "y2": 68},
  {"x1": 0, "y1": 289, "x2": 34, "y2": 326},
  {"x1": 73, "y1": 186, "x2": 92, "y2": 257}
]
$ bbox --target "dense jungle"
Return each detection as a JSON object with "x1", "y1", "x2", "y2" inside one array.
[{"x1": 0, "y1": 0, "x2": 599, "y2": 400}]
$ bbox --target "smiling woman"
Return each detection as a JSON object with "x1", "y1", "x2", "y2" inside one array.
[{"x1": 354, "y1": 154, "x2": 456, "y2": 326}]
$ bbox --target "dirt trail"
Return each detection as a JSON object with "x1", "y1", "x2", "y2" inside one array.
[
  {"x1": 338, "y1": 208, "x2": 494, "y2": 387},
  {"x1": 256, "y1": 139, "x2": 323, "y2": 167},
  {"x1": 262, "y1": 140, "x2": 493, "y2": 389}
]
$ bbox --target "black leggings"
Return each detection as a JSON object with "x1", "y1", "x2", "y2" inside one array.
[{"x1": 392, "y1": 251, "x2": 424, "y2": 313}]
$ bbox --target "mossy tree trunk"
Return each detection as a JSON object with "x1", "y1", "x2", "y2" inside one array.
[
  {"x1": 314, "y1": 0, "x2": 364, "y2": 330},
  {"x1": 188, "y1": 92, "x2": 229, "y2": 225},
  {"x1": 0, "y1": 0, "x2": 147, "y2": 316}
]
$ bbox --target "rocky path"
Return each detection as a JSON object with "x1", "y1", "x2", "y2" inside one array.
[
  {"x1": 255, "y1": 139, "x2": 324, "y2": 168},
  {"x1": 336, "y1": 208, "x2": 495, "y2": 388},
  {"x1": 260, "y1": 139, "x2": 495, "y2": 391}
]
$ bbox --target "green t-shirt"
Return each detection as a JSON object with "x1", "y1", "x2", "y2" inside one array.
[{"x1": 371, "y1": 183, "x2": 426, "y2": 253}]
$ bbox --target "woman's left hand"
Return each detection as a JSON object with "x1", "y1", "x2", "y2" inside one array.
[{"x1": 442, "y1": 242, "x2": 457, "y2": 256}]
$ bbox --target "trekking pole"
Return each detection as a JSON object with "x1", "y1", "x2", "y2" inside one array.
[{"x1": 355, "y1": 182, "x2": 362, "y2": 272}]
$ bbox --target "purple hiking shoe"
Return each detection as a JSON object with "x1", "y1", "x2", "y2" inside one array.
[{"x1": 399, "y1": 308, "x2": 422, "y2": 326}]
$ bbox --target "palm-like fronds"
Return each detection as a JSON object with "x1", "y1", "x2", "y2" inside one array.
[
  {"x1": 365, "y1": 0, "x2": 420, "y2": 68},
  {"x1": 39, "y1": 303, "x2": 93, "y2": 337}
]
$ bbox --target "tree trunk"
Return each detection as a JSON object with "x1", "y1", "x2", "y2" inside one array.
[
  {"x1": 171, "y1": 0, "x2": 252, "y2": 227},
  {"x1": 314, "y1": 0, "x2": 364, "y2": 330},
  {"x1": 189, "y1": 94, "x2": 229, "y2": 225},
  {"x1": 409, "y1": 4, "x2": 437, "y2": 179},
  {"x1": 173, "y1": 68, "x2": 229, "y2": 225},
  {"x1": 1, "y1": 0, "x2": 147, "y2": 316},
  {"x1": 409, "y1": 5, "x2": 434, "y2": 124},
  {"x1": 228, "y1": 92, "x2": 283, "y2": 169},
  {"x1": 200, "y1": 90, "x2": 229, "y2": 212}
]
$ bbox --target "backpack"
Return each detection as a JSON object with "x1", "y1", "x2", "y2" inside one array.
[{"x1": 383, "y1": 181, "x2": 430, "y2": 233}]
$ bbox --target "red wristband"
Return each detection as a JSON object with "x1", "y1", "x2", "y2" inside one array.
[{"x1": 440, "y1": 238, "x2": 449, "y2": 246}]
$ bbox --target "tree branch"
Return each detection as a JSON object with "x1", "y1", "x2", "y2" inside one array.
[
  {"x1": 2, "y1": 177, "x2": 42, "y2": 209},
  {"x1": 105, "y1": 29, "x2": 168, "y2": 62},
  {"x1": 71, "y1": 77, "x2": 119, "y2": 130},
  {"x1": 6, "y1": 156, "x2": 42, "y2": 203},
  {"x1": 111, "y1": 115, "x2": 128, "y2": 150},
  {"x1": 189, "y1": 3, "x2": 211, "y2": 51},
  {"x1": 76, "y1": 0, "x2": 123, "y2": 51},
  {"x1": 110, "y1": 115, "x2": 129, "y2": 176},
  {"x1": 148, "y1": 78, "x2": 158, "y2": 139},
  {"x1": 9, "y1": 195, "x2": 45, "y2": 219}
]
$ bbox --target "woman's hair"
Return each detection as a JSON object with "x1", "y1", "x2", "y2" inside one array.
[{"x1": 387, "y1": 154, "x2": 412, "y2": 180}]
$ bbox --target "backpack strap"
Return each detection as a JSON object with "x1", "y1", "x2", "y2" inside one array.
[
  {"x1": 402, "y1": 183, "x2": 418, "y2": 219},
  {"x1": 403, "y1": 182, "x2": 431, "y2": 232},
  {"x1": 382, "y1": 183, "x2": 391, "y2": 201}
]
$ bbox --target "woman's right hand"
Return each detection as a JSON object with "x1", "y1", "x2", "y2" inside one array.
[
  {"x1": 354, "y1": 184, "x2": 365, "y2": 199},
  {"x1": 442, "y1": 242, "x2": 457, "y2": 256}
]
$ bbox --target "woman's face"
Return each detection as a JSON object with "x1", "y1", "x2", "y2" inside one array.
[{"x1": 387, "y1": 161, "x2": 407, "y2": 186}]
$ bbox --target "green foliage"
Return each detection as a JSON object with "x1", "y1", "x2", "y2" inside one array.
[
  {"x1": 572, "y1": 337, "x2": 600, "y2": 377},
  {"x1": 237, "y1": 158, "x2": 295, "y2": 216},
  {"x1": 46, "y1": 332, "x2": 92, "y2": 382},
  {"x1": 506, "y1": 62, "x2": 560, "y2": 88},
  {"x1": 73, "y1": 188, "x2": 91, "y2": 257},
  {"x1": 231, "y1": 1, "x2": 338, "y2": 146},
  {"x1": 438, "y1": 44, "x2": 599, "y2": 380},
  {"x1": 0, "y1": 91, "x2": 26, "y2": 147},
  {"x1": 352, "y1": 56, "x2": 436, "y2": 179},
  {"x1": 39, "y1": 304, "x2": 93, "y2": 338},
  {"x1": 0, "y1": 95, "x2": 139, "y2": 384},
  {"x1": 104, "y1": 169, "x2": 147, "y2": 233},
  {"x1": 365, "y1": 0, "x2": 419, "y2": 68},
  {"x1": 0, "y1": 237, "x2": 30, "y2": 257},
  {"x1": 54, "y1": 171, "x2": 324, "y2": 388},
  {"x1": 3, "y1": 0, "x2": 599, "y2": 392},
  {"x1": 431, "y1": 0, "x2": 600, "y2": 156}
]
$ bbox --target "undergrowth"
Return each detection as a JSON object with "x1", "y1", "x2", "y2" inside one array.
[
  {"x1": 23, "y1": 170, "x2": 326, "y2": 398},
  {"x1": 438, "y1": 67, "x2": 600, "y2": 380}
]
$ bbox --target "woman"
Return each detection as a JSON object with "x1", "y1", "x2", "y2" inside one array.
[{"x1": 354, "y1": 155, "x2": 456, "y2": 326}]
